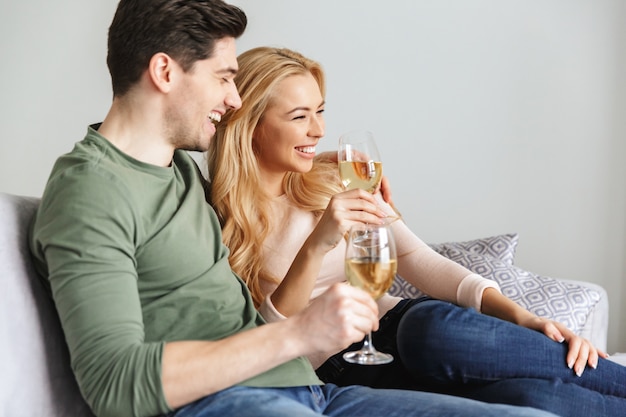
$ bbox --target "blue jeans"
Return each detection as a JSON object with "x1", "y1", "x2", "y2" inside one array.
[
  {"x1": 316, "y1": 298, "x2": 626, "y2": 417},
  {"x1": 167, "y1": 384, "x2": 556, "y2": 417}
]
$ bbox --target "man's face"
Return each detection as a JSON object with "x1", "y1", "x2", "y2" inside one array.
[{"x1": 167, "y1": 37, "x2": 242, "y2": 152}]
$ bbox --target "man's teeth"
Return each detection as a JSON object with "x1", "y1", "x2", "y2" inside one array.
[
  {"x1": 208, "y1": 113, "x2": 221, "y2": 123},
  {"x1": 296, "y1": 146, "x2": 316, "y2": 154}
]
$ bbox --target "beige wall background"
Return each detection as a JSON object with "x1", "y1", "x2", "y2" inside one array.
[{"x1": 1, "y1": 0, "x2": 624, "y2": 353}]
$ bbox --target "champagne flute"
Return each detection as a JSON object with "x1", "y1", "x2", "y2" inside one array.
[
  {"x1": 343, "y1": 223, "x2": 398, "y2": 365},
  {"x1": 338, "y1": 130, "x2": 382, "y2": 193},
  {"x1": 338, "y1": 130, "x2": 401, "y2": 222}
]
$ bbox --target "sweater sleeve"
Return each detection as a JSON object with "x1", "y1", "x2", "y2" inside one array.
[
  {"x1": 31, "y1": 170, "x2": 169, "y2": 417},
  {"x1": 457, "y1": 273, "x2": 501, "y2": 311},
  {"x1": 382, "y1": 200, "x2": 500, "y2": 311},
  {"x1": 257, "y1": 294, "x2": 288, "y2": 323}
]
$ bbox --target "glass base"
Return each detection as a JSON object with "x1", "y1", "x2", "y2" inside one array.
[{"x1": 343, "y1": 349, "x2": 394, "y2": 365}]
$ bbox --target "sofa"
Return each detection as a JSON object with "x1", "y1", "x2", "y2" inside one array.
[{"x1": 0, "y1": 192, "x2": 612, "y2": 417}]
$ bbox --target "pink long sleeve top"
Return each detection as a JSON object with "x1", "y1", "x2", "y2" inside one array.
[{"x1": 258, "y1": 194, "x2": 500, "y2": 323}]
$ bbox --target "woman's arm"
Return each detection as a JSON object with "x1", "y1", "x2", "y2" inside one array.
[
  {"x1": 269, "y1": 188, "x2": 387, "y2": 316},
  {"x1": 480, "y1": 288, "x2": 609, "y2": 375},
  {"x1": 395, "y1": 224, "x2": 608, "y2": 376},
  {"x1": 386, "y1": 196, "x2": 608, "y2": 375}
]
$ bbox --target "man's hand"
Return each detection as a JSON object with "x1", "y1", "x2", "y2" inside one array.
[
  {"x1": 291, "y1": 283, "x2": 379, "y2": 354},
  {"x1": 162, "y1": 283, "x2": 378, "y2": 408}
]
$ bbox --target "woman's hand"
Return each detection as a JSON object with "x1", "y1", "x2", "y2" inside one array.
[
  {"x1": 379, "y1": 175, "x2": 394, "y2": 206},
  {"x1": 271, "y1": 189, "x2": 386, "y2": 317},
  {"x1": 482, "y1": 287, "x2": 609, "y2": 376},
  {"x1": 517, "y1": 315, "x2": 609, "y2": 376},
  {"x1": 308, "y1": 188, "x2": 387, "y2": 253}
]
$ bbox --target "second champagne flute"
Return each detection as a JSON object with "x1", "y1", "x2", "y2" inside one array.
[{"x1": 343, "y1": 223, "x2": 398, "y2": 365}]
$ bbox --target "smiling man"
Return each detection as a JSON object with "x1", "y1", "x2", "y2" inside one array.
[{"x1": 27, "y1": 1, "x2": 561, "y2": 417}]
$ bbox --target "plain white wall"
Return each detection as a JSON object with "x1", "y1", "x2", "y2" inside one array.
[{"x1": 1, "y1": 0, "x2": 624, "y2": 352}]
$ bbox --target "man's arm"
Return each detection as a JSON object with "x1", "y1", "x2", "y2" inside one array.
[
  {"x1": 33, "y1": 161, "x2": 379, "y2": 415},
  {"x1": 161, "y1": 283, "x2": 378, "y2": 408}
]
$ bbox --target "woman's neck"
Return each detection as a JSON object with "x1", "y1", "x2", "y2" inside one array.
[{"x1": 258, "y1": 168, "x2": 286, "y2": 198}]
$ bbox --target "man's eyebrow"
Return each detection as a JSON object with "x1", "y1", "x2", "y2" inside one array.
[{"x1": 217, "y1": 67, "x2": 238, "y2": 76}]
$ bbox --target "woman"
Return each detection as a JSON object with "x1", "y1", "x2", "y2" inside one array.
[{"x1": 208, "y1": 46, "x2": 626, "y2": 416}]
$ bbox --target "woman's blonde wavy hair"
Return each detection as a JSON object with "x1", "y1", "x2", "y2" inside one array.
[{"x1": 208, "y1": 47, "x2": 343, "y2": 306}]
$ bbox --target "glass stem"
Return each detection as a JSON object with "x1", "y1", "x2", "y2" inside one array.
[{"x1": 362, "y1": 332, "x2": 377, "y2": 354}]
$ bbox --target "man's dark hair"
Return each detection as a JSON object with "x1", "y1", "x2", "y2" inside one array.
[{"x1": 107, "y1": 0, "x2": 247, "y2": 97}]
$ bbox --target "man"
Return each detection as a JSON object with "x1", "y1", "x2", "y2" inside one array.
[{"x1": 29, "y1": 1, "x2": 557, "y2": 416}]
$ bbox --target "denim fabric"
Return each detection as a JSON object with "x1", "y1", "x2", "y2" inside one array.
[
  {"x1": 316, "y1": 298, "x2": 626, "y2": 417},
  {"x1": 166, "y1": 384, "x2": 556, "y2": 417}
]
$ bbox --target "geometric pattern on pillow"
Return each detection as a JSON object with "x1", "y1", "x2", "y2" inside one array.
[
  {"x1": 389, "y1": 233, "x2": 519, "y2": 300},
  {"x1": 434, "y1": 246, "x2": 602, "y2": 335},
  {"x1": 429, "y1": 233, "x2": 519, "y2": 266},
  {"x1": 388, "y1": 233, "x2": 602, "y2": 335},
  {"x1": 388, "y1": 276, "x2": 425, "y2": 299}
]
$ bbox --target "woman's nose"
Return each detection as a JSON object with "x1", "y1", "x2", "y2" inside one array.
[{"x1": 310, "y1": 116, "x2": 325, "y2": 138}]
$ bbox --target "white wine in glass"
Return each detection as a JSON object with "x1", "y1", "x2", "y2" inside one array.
[
  {"x1": 338, "y1": 130, "x2": 382, "y2": 192},
  {"x1": 338, "y1": 130, "x2": 401, "y2": 223},
  {"x1": 339, "y1": 160, "x2": 383, "y2": 193},
  {"x1": 343, "y1": 223, "x2": 397, "y2": 365}
]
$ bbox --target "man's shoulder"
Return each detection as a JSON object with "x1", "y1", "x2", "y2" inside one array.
[
  {"x1": 45, "y1": 148, "x2": 129, "y2": 203},
  {"x1": 48, "y1": 133, "x2": 116, "y2": 177}
]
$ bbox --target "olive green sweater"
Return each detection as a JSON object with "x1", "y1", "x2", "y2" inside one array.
[{"x1": 30, "y1": 126, "x2": 320, "y2": 417}]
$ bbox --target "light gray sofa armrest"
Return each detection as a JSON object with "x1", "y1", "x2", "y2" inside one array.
[{"x1": 0, "y1": 193, "x2": 94, "y2": 417}]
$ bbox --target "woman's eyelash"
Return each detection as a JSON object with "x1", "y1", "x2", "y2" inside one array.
[{"x1": 292, "y1": 109, "x2": 324, "y2": 120}]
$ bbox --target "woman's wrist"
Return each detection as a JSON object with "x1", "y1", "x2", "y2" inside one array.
[{"x1": 303, "y1": 230, "x2": 342, "y2": 256}]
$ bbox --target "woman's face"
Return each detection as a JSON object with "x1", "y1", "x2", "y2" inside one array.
[{"x1": 253, "y1": 72, "x2": 325, "y2": 181}]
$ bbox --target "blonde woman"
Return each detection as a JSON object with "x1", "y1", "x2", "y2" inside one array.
[{"x1": 208, "y1": 46, "x2": 626, "y2": 416}]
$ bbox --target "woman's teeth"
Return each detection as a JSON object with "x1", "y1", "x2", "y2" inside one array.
[
  {"x1": 208, "y1": 113, "x2": 221, "y2": 124},
  {"x1": 296, "y1": 146, "x2": 316, "y2": 154}
]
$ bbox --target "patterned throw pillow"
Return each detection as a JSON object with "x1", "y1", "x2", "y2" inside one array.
[
  {"x1": 388, "y1": 234, "x2": 603, "y2": 335},
  {"x1": 430, "y1": 233, "x2": 519, "y2": 265}
]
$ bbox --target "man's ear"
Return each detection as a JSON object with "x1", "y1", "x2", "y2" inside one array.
[{"x1": 148, "y1": 52, "x2": 175, "y2": 93}]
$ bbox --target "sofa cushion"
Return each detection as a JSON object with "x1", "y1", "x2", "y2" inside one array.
[{"x1": 0, "y1": 193, "x2": 94, "y2": 416}]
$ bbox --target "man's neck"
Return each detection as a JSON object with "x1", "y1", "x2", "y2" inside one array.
[{"x1": 98, "y1": 99, "x2": 175, "y2": 167}]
